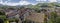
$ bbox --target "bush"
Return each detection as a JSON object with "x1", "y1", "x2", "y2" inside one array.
[{"x1": 0, "y1": 11, "x2": 5, "y2": 15}]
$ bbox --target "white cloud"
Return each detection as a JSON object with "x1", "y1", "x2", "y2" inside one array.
[
  {"x1": 36, "y1": 0, "x2": 57, "y2": 2},
  {"x1": 3, "y1": 1, "x2": 31, "y2": 6},
  {"x1": 49, "y1": 0, "x2": 57, "y2": 2},
  {"x1": 19, "y1": 1, "x2": 31, "y2": 5},
  {"x1": 36, "y1": 0, "x2": 47, "y2": 1},
  {"x1": 0, "y1": 0, "x2": 34, "y2": 6},
  {"x1": 0, "y1": 0, "x2": 58, "y2": 6}
]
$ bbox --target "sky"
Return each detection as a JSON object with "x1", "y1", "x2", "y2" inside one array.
[{"x1": 0, "y1": 0, "x2": 58, "y2": 6}]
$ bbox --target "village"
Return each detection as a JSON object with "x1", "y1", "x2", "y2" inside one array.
[
  {"x1": 0, "y1": 4, "x2": 60, "y2": 23},
  {"x1": 0, "y1": 0, "x2": 60, "y2": 23}
]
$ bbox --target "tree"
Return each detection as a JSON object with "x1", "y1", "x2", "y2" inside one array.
[
  {"x1": 48, "y1": 12, "x2": 58, "y2": 23},
  {"x1": 20, "y1": 6, "x2": 25, "y2": 9},
  {"x1": 56, "y1": 17, "x2": 60, "y2": 23},
  {"x1": 0, "y1": 11, "x2": 5, "y2": 15},
  {"x1": 48, "y1": 2, "x2": 56, "y2": 8}
]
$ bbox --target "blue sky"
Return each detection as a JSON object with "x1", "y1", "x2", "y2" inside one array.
[{"x1": 0, "y1": 0, "x2": 58, "y2": 6}]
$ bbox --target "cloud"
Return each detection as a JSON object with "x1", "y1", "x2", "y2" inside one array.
[
  {"x1": 19, "y1": 1, "x2": 31, "y2": 5},
  {"x1": 36, "y1": 0, "x2": 47, "y2": 1},
  {"x1": 36, "y1": 0, "x2": 57, "y2": 2},
  {"x1": 0, "y1": 0, "x2": 35, "y2": 6},
  {"x1": 4, "y1": 1, "x2": 31, "y2": 6},
  {"x1": 49, "y1": 0, "x2": 57, "y2": 2},
  {"x1": 0, "y1": 0, "x2": 58, "y2": 6}
]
